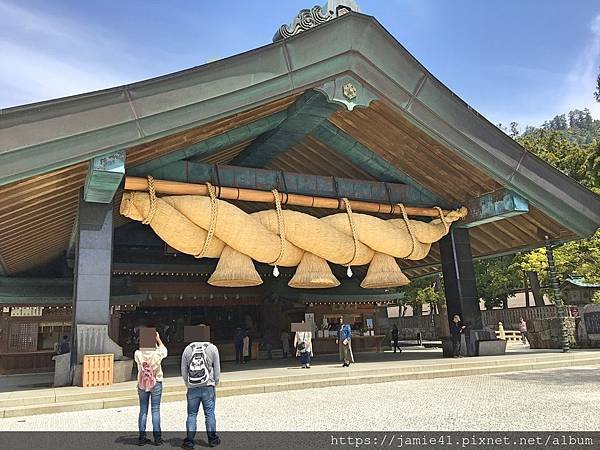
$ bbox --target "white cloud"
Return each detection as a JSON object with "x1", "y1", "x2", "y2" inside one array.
[
  {"x1": 0, "y1": 1, "x2": 138, "y2": 108},
  {"x1": 561, "y1": 13, "x2": 600, "y2": 119}
]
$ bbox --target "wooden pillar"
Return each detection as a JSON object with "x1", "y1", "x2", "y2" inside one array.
[{"x1": 439, "y1": 227, "x2": 483, "y2": 330}]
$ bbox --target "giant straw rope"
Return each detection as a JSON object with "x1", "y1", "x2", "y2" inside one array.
[{"x1": 120, "y1": 178, "x2": 466, "y2": 288}]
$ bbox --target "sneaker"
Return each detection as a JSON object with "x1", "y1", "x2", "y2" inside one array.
[
  {"x1": 208, "y1": 437, "x2": 221, "y2": 447},
  {"x1": 153, "y1": 438, "x2": 164, "y2": 446},
  {"x1": 138, "y1": 437, "x2": 152, "y2": 446}
]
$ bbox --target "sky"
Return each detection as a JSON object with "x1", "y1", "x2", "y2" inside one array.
[{"x1": 1, "y1": 0, "x2": 600, "y2": 129}]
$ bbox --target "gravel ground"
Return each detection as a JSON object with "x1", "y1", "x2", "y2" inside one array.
[{"x1": 2, "y1": 365, "x2": 599, "y2": 432}]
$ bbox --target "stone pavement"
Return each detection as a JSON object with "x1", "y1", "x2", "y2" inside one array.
[{"x1": 1, "y1": 364, "x2": 599, "y2": 432}]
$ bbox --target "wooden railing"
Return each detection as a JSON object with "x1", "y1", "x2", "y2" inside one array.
[{"x1": 495, "y1": 330, "x2": 522, "y2": 342}]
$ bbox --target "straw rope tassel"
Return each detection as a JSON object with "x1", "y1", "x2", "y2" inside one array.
[
  {"x1": 434, "y1": 206, "x2": 450, "y2": 234},
  {"x1": 399, "y1": 203, "x2": 417, "y2": 259},
  {"x1": 194, "y1": 182, "x2": 218, "y2": 258},
  {"x1": 271, "y1": 189, "x2": 286, "y2": 277},
  {"x1": 342, "y1": 198, "x2": 358, "y2": 278},
  {"x1": 141, "y1": 175, "x2": 158, "y2": 225}
]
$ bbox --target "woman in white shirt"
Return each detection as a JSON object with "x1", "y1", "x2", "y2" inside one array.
[
  {"x1": 135, "y1": 331, "x2": 168, "y2": 446},
  {"x1": 293, "y1": 323, "x2": 313, "y2": 369}
]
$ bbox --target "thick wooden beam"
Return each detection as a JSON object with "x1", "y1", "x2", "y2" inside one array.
[
  {"x1": 457, "y1": 189, "x2": 529, "y2": 228},
  {"x1": 231, "y1": 91, "x2": 340, "y2": 167},
  {"x1": 124, "y1": 175, "x2": 465, "y2": 218},
  {"x1": 84, "y1": 150, "x2": 125, "y2": 203}
]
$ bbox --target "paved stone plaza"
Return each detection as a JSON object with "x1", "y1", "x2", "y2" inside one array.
[{"x1": 2, "y1": 364, "x2": 599, "y2": 432}]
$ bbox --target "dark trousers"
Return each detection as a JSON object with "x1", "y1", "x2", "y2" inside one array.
[
  {"x1": 451, "y1": 334, "x2": 461, "y2": 356},
  {"x1": 392, "y1": 338, "x2": 401, "y2": 352},
  {"x1": 235, "y1": 344, "x2": 243, "y2": 363}
]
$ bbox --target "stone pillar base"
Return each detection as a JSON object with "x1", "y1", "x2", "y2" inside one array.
[
  {"x1": 75, "y1": 324, "x2": 123, "y2": 364},
  {"x1": 52, "y1": 353, "x2": 72, "y2": 387}
]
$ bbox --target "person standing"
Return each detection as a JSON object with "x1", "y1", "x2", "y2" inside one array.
[
  {"x1": 242, "y1": 330, "x2": 250, "y2": 364},
  {"x1": 57, "y1": 334, "x2": 70, "y2": 355},
  {"x1": 181, "y1": 337, "x2": 221, "y2": 448},
  {"x1": 263, "y1": 329, "x2": 273, "y2": 360},
  {"x1": 336, "y1": 317, "x2": 354, "y2": 367},
  {"x1": 293, "y1": 323, "x2": 313, "y2": 368},
  {"x1": 233, "y1": 327, "x2": 243, "y2": 364},
  {"x1": 280, "y1": 329, "x2": 290, "y2": 359},
  {"x1": 519, "y1": 317, "x2": 530, "y2": 345},
  {"x1": 135, "y1": 331, "x2": 168, "y2": 446},
  {"x1": 391, "y1": 324, "x2": 402, "y2": 353},
  {"x1": 450, "y1": 315, "x2": 466, "y2": 358}
]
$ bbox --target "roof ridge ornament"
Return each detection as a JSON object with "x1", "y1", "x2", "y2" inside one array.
[{"x1": 273, "y1": 0, "x2": 359, "y2": 42}]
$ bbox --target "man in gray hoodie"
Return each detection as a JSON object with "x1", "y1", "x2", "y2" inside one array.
[{"x1": 181, "y1": 338, "x2": 221, "y2": 448}]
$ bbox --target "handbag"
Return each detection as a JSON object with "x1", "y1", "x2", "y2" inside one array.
[
  {"x1": 342, "y1": 338, "x2": 349, "y2": 346},
  {"x1": 296, "y1": 341, "x2": 306, "y2": 351}
]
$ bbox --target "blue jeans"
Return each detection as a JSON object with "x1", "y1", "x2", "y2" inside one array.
[
  {"x1": 184, "y1": 386, "x2": 218, "y2": 446},
  {"x1": 138, "y1": 381, "x2": 163, "y2": 441}
]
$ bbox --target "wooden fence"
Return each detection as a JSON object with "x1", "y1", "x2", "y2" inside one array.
[
  {"x1": 481, "y1": 306, "x2": 557, "y2": 330},
  {"x1": 82, "y1": 354, "x2": 114, "y2": 387}
]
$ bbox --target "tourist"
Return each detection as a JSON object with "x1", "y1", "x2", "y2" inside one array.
[
  {"x1": 519, "y1": 317, "x2": 530, "y2": 345},
  {"x1": 280, "y1": 328, "x2": 290, "y2": 358},
  {"x1": 57, "y1": 334, "x2": 70, "y2": 355},
  {"x1": 134, "y1": 331, "x2": 168, "y2": 446},
  {"x1": 336, "y1": 316, "x2": 354, "y2": 367},
  {"x1": 450, "y1": 314, "x2": 466, "y2": 358},
  {"x1": 263, "y1": 329, "x2": 273, "y2": 359},
  {"x1": 294, "y1": 322, "x2": 313, "y2": 368},
  {"x1": 242, "y1": 330, "x2": 250, "y2": 364},
  {"x1": 233, "y1": 327, "x2": 243, "y2": 364},
  {"x1": 391, "y1": 324, "x2": 402, "y2": 353},
  {"x1": 181, "y1": 335, "x2": 221, "y2": 448}
]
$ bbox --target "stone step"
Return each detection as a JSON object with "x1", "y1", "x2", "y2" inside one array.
[
  {"x1": 2, "y1": 354, "x2": 599, "y2": 418},
  {"x1": 0, "y1": 353, "x2": 597, "y2": 409}
]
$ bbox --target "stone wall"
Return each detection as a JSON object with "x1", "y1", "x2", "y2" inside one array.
[{"x1": 527, "y1": 318, "x2": 577, "y2": 349}]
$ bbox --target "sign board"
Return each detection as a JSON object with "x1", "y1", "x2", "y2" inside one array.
[
  {"x1": 584, "y1": 312, "x2": 600, "y2": 334},
  {"x1": 10, "y1": 307, "x2": 43, "y2": 317},
  {"x1": 387, "y1": 306, "x2": 400, "y2": 318}
]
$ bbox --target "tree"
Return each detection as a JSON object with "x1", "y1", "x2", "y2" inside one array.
[
  {"x1": 402, "y1": 278, "x2": 445, "y2": 316},
  {"x1": 474, "y1": 255, "x2": 523, "y2": 309},
  {"x1": 542, "y1": 114, "x2": 567, "y2": 130},
  {"x1": 595, "y1": 70, "x2": 600, "y2": 102},
  {"x1": 476, "y1": 109, "x2": 599, "y2": 309}
]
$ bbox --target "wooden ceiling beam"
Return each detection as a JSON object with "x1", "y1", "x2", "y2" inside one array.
[
  {"x1": 0, "y1": 207, "x2": 77, "y2": 237},
  {"x1": 1, "y1": 224, "x2": 73, "y2": 251},
  {"x1": 0, "y1": 191, "x2": 80, "y2": 220}
]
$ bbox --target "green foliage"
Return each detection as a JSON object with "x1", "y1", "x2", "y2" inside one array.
[
  {"x1": 517, "y1": 130, "x2": 599, "y2": 192},
  {"x1": 592, "y1": 291, "x2": 600, "y2": 305},
  {"x1": 401, "y1": 278, "x2": 445, "y2": 314},
  {"x1": 474, "y1": 255, "x2": 522, "y2": 309},
  {"x1": 416, "y1": 286, "x2": 442, "y2": 307},
  {"x1": 476, "y1": 108, "x2": 600, "y2": 307}
]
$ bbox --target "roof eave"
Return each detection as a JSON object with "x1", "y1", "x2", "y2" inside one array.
[{"x1": 0, "y1": 12, "x2": 598, "y2": 237}]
